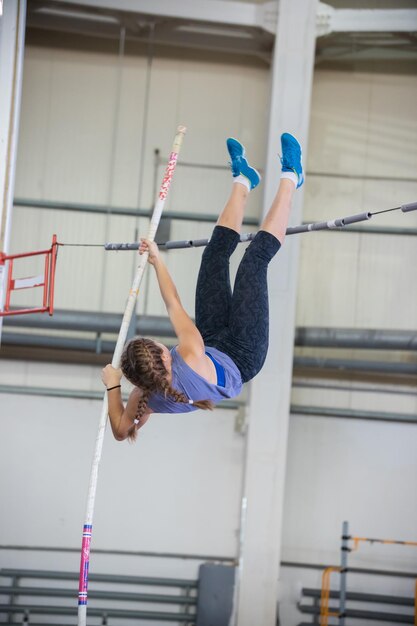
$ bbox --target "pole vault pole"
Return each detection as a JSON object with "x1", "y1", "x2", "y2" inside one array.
[{"x1": 77, "y1": 125, "x2": 186, "y2": 625}]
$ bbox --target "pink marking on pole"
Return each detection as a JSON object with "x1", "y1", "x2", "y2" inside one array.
[
  {"x1": 78, "y1": 524, "x2": 92, "y2": 605},
  {"x1": 159, "y1": 152, "x2": 178, "y2": 200}
]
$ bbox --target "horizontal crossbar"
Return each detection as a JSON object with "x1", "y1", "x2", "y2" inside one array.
[{"x1": 104, "y1": 202, "x2": 417, "y2": 251}]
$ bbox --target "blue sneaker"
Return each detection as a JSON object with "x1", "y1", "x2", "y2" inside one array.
[
  {"x1": 226, "y1": 137, "x2": 261, "y2": 191},
  {"x1": 280, "y1": 133, "x2": 304, "y2": 188}
]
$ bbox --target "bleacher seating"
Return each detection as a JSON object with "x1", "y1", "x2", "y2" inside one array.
[
  {"x1": 0, "y1": 567, "x2": 198, "y2": 624},
  {"x1": 298, "y1": 586, "x2": 415, "y2": 624}
]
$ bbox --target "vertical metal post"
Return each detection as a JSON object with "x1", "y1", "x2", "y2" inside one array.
[
  {"x1": 339, "y1": 520, "x2": 349, "y2": 625},
  {"x1": 183, "y1": 583, "x2": 192, "y2": 626},
  {"x1": 8, "y1": 573, "x2": 18, "y2": 614},
  {"x1": 312, "y1": 594, "x2": 320, "y2": 626},
  {"x1": 0, "y1": 0, "x2": 26, "y2": 343}
]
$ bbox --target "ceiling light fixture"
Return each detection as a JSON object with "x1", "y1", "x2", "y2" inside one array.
[
  {"x1": 176, "y1": 24, "x2": 253, "y2": 39},
  {"x1": 34, "y1": 7, "x2": 120, "y2": 25}
]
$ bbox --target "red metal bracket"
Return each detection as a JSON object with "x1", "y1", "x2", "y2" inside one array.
[{"x1": 0, "y1": 234, "x2": 58, "y2": 317}]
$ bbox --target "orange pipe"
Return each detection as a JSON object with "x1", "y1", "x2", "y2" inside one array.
[
  {"x1": 351, "y1": 536, "x2": 417, "y2": 548},
  {"x1": 320, "y1": 567, "x2": 341, "y2": 625}
]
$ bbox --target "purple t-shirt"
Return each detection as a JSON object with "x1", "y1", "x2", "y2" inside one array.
[{"x1": 147, "y1": 346, "x2": 243, "y2": 414}]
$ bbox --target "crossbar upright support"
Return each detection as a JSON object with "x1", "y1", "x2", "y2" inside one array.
[{"x1": 0, "y1": 235, "x2": 58, "y2": 317}]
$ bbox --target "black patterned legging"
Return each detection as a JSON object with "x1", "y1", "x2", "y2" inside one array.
[{"x1": 195, "y1": 225, "x2": 281, "y2": 383}]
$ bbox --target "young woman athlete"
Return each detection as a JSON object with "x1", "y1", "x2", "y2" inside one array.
[{"x1": 102, "y1": 133, "x2": 304, "y2": 441}]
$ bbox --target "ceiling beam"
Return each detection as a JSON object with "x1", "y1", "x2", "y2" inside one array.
[
  {"x1": 48, "y1": 0, "x2": 417, "y2": 38},
  {"x1": 49, "y1": 0, "x2": 274, "y2": 30},
  {"x1": 317, "y1": 2, "x2": 417, "y2": 37}
]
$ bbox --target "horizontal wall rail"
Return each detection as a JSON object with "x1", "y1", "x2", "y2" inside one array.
[
  {"x1": 0, "y1": 384, "x2": 242, "y2": 411},
  {"x1": 3, "y1": 333, "x2": 417, "y2": 377},
  {"x1": 4, "y1": 309, "x2": 176, "y2": 335},
  {"x1": 1, "y1": 557, "x2": 416, "y2": 579},
  {"x1": 4, "y1": 309, "x2": 417, "y2": 350},
  {"x1": 283, "y1": 560, "x2": 417, "y2": 579},
  {"x1": 293, "y1": 380, "x2": 417, "y2": 397},
  {"x1": 0, "y1": 568, "x2": 197, "y2": 587},
  {"x1": 14, "y1": 197, "x2": 258, "y2": 225},
  {"x1": 0, "y1": 385, "x2": 415, "y2": 423},
  {"x1": 0, "y1": 585, "x2": 197, "y2": 605},
  {"x1": 0, "y1": 605, "x2": 195, "y2": 620},
  {"x1": 295, "y1": 327, "x2": 417, "y2": 350},
  {"x1": 291, "y1": 405, "x2": 417, "y2": 425},
  {"x1": 294, "y1": 356, "x2": 417, "y2": 377},
  {"x1": 3, "y1": 310, "x2": 416, "y2": 379},
  {"x1": 304, "y1": 587, "x2": 414, "y2": 606},
  {"x1": 299, "y1": 602, "x2": 414, "y2": 624},
  {"x1": 0, "y1": 548, "x2": 234, "y2": 563}
]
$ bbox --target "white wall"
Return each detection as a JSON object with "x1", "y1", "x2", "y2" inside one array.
[
  {"x1": 280, "y1": 66, "x2": 417, "y2": 625},
  {"x1": 1, "y1": 42, "x2": 263, "y2": 623},
  {"x1": 278, "y1": 403, "x2": 417, "y2": 625},
  {"x1": 298, "y1": 68, "x2": 417, "y2": 329},
  {"x1": 0, "y1": 388, "x2": 244, "y2": 558},
  {"x1": 0, "y1": 365, "x2": 244, "y2": 626},
  {"x1": 9, "y1": 40, "x2": 268, "y2": 315},
  {"x1": 1, "y1": 34, "x2": 417, "y2": 626}
]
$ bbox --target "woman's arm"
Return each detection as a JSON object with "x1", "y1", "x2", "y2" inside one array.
[
  {"x1": 140, "y1": 239, "x2": 205, "y2": 358},
  {"x1": 101, "y1": 365, "x2": 151, "y2": 441}
]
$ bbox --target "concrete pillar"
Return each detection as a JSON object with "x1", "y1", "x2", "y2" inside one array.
[
  {"x1": 235, "y1": 1, "x2": 317, "y2": 624},
  {"x1": 0, "y1": 0, "x2": 26, "y2": 332}
]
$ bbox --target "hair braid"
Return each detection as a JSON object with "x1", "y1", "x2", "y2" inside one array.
[
  {"x1": 121, "y1": 337, "x2": 214, "y2": 441},
  {"x1": 126, "y1": 388, "x2": 151, "y2": 442}
]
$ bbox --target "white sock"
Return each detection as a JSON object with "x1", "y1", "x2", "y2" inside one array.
[
  {"x1": 280, "y1": 171, "x2": 298, "y2": 188},
  {"x1": 233, "y1": 174, "x2": 251, "y2": 192}
]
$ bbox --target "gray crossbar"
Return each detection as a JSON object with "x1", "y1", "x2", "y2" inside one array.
[
  {"x1": 341, "y1": 211, "x2": 372, "y2": 225},
  {"x1": 104, "y1": 211, "x2": 377, "y2": 251},
  {"x1": 401, "y1": 202, "x2": 417, "y2": 212}
]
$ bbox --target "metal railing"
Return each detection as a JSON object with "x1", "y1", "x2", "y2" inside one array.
[
  {"x1": 0, "y1": 568, "x2": 198, "y2": 624},
  {"x1": 300, "y1": 587, "x2": 415, "y2": 624},
  {"x1": 299, "y1": 522, "x2": 417, "y2": 626}
]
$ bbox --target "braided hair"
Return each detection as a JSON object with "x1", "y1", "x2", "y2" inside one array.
[{"x1": 120, "y1": 337, "x2": 214, "y2": 441}]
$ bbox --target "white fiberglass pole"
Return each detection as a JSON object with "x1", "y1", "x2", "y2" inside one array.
[{"x1": 77, "y1": 125, "x2": 186, "y2": 625}]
